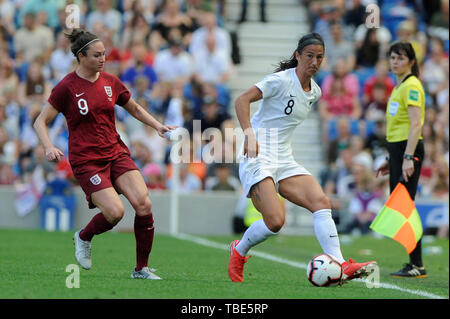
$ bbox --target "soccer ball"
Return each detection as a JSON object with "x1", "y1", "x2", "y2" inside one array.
[{"x1": 306, "y1": 254, "x2": 343, "y2": 287}]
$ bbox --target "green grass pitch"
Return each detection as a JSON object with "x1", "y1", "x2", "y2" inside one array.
[{"x1": 0, "y1": 228, "x2": 448, "y2": 299}]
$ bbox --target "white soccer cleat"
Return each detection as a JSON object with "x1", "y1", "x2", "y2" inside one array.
[
  {"x1": 131, "y1": 267, "x2": 162, "y2": 280},
  {"x1": 73, "y1": 229, "x2": 92, "y2": 270}
]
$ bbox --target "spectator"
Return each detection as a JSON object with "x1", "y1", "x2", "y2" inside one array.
[
  {"x1": 0, "y1": 0, "x2": 16, "y2": 39},
  {"x1": 18, "y1": 0, "x2": 60, "y2": 29},
  {"x1": 142, "y1": 162, "x2": 166, "y2": 190},
  {"x1": 50, "y1": 31, "x2": 75, "y2": 82},
  {"x1": 0, "y1": 93, "x2": 20, "y2": 142},
  {"x1": 120, "y1": 42, "x2": 158, "y2": 88},
  {"x1": 130, "y1": 121, "x2": 168, "y2": 165},
  {"x1": 365, "y1": 118, "x2": 388, "y2": 161},
  {"x1": 353, "y1": 24, "x2": 391, "y2": 59},
  {"x1": 395, "y1": 19, "x2": 426, "y2": 64},
  {"x1": 122, "y1": 0, "x2": 156, "y2": 27},
  {"x1": 322, "y1": 147, "x2": 354, "y2": 198},
  {"x1": 153, "y1": 38, "x2": 193, "y2": 84},
  {"x1": 130, "y1": 140, "x2": 154, "y2": 170},
  {"x1": 121, "y1": 11, "x2": 152, "y2": 51},
  {"x1": 362, "y1": 58, "x2": 395, "y2": 107},
  {"x1": 13, "y1": 12, "x2": 54, "y2": 66},
  {"x1": 0, "y1": 55, "x2": 18, "y2": 99},
  {"x1": 205, "y1": 163, "x2": 240, "y2": 191},
  {"x1": 166, "y1": 163, "x2": 202, "y2": 193},
  {"x1": 430, "y1": 157, "x2": 449, "y2": 199},
  {"x1": 192, "y1": 31, "x2": 232, "y2": 85},
  {"x1": 189, "y1": 11, "x2": 232, "y2": 58},
  {"x1": 343, "y1": 0, "x2": 366, "y2": 29},
  {"x1": 150, "y1": 0, "x2": 193, "y2": 52},
  {"x1": 131, "y1": 76, "x2": 153, "y2": 113},
  {"x1": 192, "y1": 95, "x2": 233, "y2": 136},
  {"x1": 429, "y1": 0, "x2": 449, "y2": 41},
  {"x1": 421, "y1": 37, "x2": 449, "y2": 104},
  {"x1": 356, "y1": 28, "x2": 381, "y2": 68},
  {"x1": 17, "y1": 60, "x2": 52, "y2": 107},
  {"x1": 325, "y1": 20, "x2": 355, "y2": 71},
  {"x1": 338, "y1": 151, "x2": 373, "y2": 199},
  {"x1": 319, "y1": 59, "x2": 362, "y2": 141},
  {"x1": 364, "y1": 82, "x2": 388, "y2": 122},
  {"x1": 86, "y1": 0, "x2": 122, "y2": 35},
  {"x1": 326, "y1": 116, "x2": 351, "y2": 166},
  {"x1": 343, "y1": 167, "x2": 383, "y2": 235}
]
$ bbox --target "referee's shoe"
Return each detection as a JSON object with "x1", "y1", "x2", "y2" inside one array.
[{"x1": 390, "y1": 263, "x2": 427, "y2": 278}]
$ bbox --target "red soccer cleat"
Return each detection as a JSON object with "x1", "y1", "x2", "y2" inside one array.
[
  {"x1": 342, "y1": 258, "x2": 377, "y2": 281},
  {"x1": 228, "y1": 240, "x2": 251, "y2": 282}
]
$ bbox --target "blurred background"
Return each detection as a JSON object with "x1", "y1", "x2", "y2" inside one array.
[{"x1": 0, "y1": 0, "x2": 448, "y2": 238}]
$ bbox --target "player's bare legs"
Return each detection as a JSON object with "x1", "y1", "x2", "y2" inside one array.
[
  {"x1": 74, "y1": 188, "x2": 123, "y2": 269},
  {"x1": 115, "y1": 170, "x2": 161, "y2": 279},
  {"x1": 279, "y1": 175, "x2": 376, "y2": 281},
  {"x1": 229, "y1": 178, "x2": 283, "y2": 282}
]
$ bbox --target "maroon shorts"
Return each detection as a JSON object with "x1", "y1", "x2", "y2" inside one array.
[{"x1": 72, "y1": 153, "x2": 139, "y2": 209}]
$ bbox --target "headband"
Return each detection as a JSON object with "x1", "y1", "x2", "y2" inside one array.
[
  {"x1": 76, "y1": 38, "x2": 100, "y2": 56},
  {"x1": 300, "y1": 38, "x2": 324, "y2": 48}
]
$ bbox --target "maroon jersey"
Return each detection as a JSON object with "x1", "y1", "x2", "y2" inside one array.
[{"x1": 48, "y1": 71, "x2": 131, "y2": 167}]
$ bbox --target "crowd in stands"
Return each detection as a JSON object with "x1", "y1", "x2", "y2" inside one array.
[
  {"x1": 0, "y1": 0, "x2": 241, "y2": 194},
  {"x1": 306, "y1": 0, "x2": 449, "y2": 235},
  {"x1": 0, "y1": 0, "x2": 448, "y2": 235}
]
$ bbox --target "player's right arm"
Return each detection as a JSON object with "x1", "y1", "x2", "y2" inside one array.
[
  {"x1": 235, "y1": 85, "x2": 262, "y2": 158},
  {"x1": 33, "y1": 103, "x2": 65, "y2": 162}
]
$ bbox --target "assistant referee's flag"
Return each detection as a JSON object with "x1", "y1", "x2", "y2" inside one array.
[{"x1": 370, "y1": 183, "x2": 423, "y2": 254}]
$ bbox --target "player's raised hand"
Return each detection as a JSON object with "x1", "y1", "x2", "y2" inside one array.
[
  {"x1": 158, "y1": 125, "x2": 178, "y2": 139},
  {"x1": 45, "y1": 146, "x2": 64, "y2": 162}
]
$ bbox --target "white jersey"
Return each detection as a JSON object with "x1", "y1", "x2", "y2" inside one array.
[{"x1": 247, "y1": 68, "x2": 322, "y2": 161}]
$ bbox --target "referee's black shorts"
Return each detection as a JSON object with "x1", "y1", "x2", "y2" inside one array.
[{"x1": 387, "y1": 140, "x2": 424, "y2": 200}]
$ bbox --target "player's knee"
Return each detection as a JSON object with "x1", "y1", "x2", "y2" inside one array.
[
  {"x1": 134, "y1": 195, "x2": 152, "y2": 216},
  {"x1": 106, "y1": 204, "x2": 125, "y2": 225},
  {"x1": 312, "y1": 194, "x2": 331, "y2": 212},
  {"x1": 266, "y1": 215, "x2": 285, "y2": 233}
]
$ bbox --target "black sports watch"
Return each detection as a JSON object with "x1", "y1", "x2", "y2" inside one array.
[{"x1": 403, "y1": 154, "x2": 414, "y2": 160}]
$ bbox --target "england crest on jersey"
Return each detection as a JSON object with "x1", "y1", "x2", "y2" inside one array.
[
  {"x1": 104, "y1": 86, "x2": 112, "y2": 97},
  {"x1": 90, "y1": 174, "x2": 102, "y2": 186}
]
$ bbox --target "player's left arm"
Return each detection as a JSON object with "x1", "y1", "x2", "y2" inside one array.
[
  {"x1": 402, "y1": 105, "x2": 422, "y2": 182},
  {"x1": 122, "y1": 97, "x2": 176, "y2": 138}
]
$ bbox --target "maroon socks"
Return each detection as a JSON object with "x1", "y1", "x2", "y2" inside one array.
[
  {"x1": 134, "y1": 213, "x2": 155, "y2": 271},
  {"x1": 79, "y1": 212, "x2": 115, "y2": 242},
  {"x1": 79, "y1": 211, "x2": 155, "y2": 272}
]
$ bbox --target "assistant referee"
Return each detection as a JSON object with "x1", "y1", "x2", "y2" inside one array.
[{"x1": 376, "y1": 42, "x2": 427, "y2": 278}]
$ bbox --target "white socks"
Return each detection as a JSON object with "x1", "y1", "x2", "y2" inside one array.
[
  {"x1": 235, "y1": 219, "x2": 276, "y2": 256},
  {"x1": 312, "y1": 209, "x2": 345, "y2": 263},
  {"x1": 234, "y1": 210, "x2": 345, "y2": 263}
]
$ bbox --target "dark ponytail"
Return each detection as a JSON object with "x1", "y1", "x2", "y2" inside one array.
[
  {"x1": 274, "y1": 32, "x2": 325, "y2": 72},
  {"x1": 64, "y1": 29, "x2": 99, "y2": 62},
  {"x1": 388, "y1": 41, "x2": 420, "y2": 77}
]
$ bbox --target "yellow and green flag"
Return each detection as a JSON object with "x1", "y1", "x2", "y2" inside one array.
[{"x1": 370, "y1": 183, "x2": 423, "y2": 254}]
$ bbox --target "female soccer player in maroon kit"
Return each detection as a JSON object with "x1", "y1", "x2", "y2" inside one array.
[{"x1": 33, "y1": 29, "x2": 174, "y2": 279}]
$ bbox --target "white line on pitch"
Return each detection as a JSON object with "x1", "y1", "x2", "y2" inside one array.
[{"x1": 173, "y1": 233, "x2": 447, "y2": 300}]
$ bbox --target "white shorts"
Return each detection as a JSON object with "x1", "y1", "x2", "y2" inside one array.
[{"x1": 239, "y1": 155, "x2": 311, "y2": 198}]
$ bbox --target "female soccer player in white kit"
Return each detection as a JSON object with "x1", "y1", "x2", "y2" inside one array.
[{"x1": 228, "y1": 33, "x2": 376, "y2": 283}]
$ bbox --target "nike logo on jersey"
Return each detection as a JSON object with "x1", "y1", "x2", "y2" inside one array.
[
  {"x1": 75, "y1": 92, "x2": 85, "y2": 97},
  {"x1": 289, "y1": 94, "x2": 295, "y2": 97}
]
